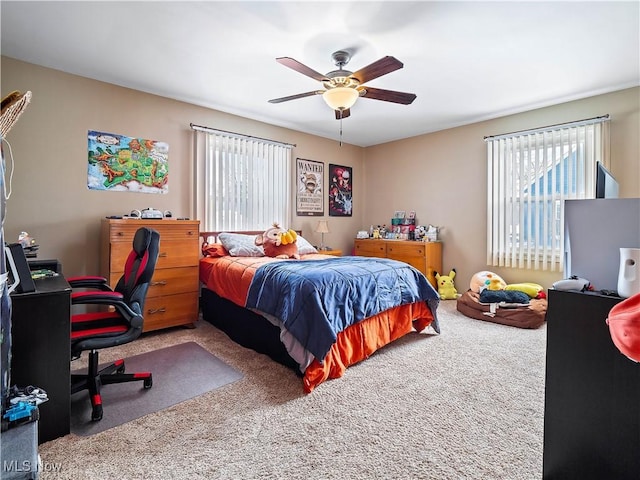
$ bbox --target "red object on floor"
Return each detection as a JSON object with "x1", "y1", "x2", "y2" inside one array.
[{"x1": 607, "y1": 292, "x2": 640, "y2": 363}]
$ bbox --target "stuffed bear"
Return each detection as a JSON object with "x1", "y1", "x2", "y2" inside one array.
[
  {"x1": 255, "y1": 223, "x2": 300, "y2": 259},
  {"x1": 435, "y1": 269, "x2": 458, "y2": 300}
]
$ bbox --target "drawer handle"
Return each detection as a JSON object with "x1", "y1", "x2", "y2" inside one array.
[
  {"x1": 117, "y1": 231, "x2": 124, "y2": 236},
  {"x1": 148, "y1": 307, "x2": 166, "y2": 314},
  {"x1": 158, "y1": 252, "x2": 168, "y2": 258},
  {"x1": 150, "y1": 281, "x2": 167, "y2": 286},
  {"x1": 188, "y1": 231, "x2": 195, "y2": 236}
]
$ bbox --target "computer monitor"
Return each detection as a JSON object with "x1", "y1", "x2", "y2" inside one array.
[
  {"x1": 5, "y1": 243, "x2": 35, "y2": 294},
  {"x1": 595, "y1": 161, "x2": 619, "y2": 199},
  {"x1": 564, "y1": 198, "x2": 640, "y2": 291}
]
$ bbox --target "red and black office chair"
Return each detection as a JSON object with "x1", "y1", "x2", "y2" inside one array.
[{"x1": 67, "y1": 227, "x2": 160, "y2": 421}]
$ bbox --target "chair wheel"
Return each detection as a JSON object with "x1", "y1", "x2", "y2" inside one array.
[
  {"x1": 91, "y1": 405, "x2": 103, "y2": 422},
  {"x1": 143, "y1": 377, "x2": 153, "y2": 389}
]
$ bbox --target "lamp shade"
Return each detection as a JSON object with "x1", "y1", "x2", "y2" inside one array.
[
  {"x1": 315, "y1": 220, "x2": 330, "y2": 234},
  {"x1": 322, "y1": 87, "x2": 359, "y2": 111}
]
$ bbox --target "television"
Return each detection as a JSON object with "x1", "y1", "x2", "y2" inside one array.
[
  {"x1": 564, "y1": 198, "x2": 640, "y2": 291},
  {"x1": 595, "y1": 161, "x2": 619, "y2": 198}
]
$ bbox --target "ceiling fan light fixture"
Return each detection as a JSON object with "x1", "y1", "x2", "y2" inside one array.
[{"x1": 322, "y1": 87, "x2": 359, "y2": 111}]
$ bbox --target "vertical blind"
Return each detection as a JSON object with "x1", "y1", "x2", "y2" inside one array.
[
  {"x1": 192, "y1": 126, "x2": 293, "y2": 232},
  {"x1": 485, "y1": 116, "x2": 609, "y2": 271}
]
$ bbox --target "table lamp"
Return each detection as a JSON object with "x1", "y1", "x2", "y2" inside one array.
[{"x1": 315, "y1": 220, "x2": 330, "y2": 250}]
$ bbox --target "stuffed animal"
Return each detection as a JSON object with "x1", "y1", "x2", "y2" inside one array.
[
  {"x1": 435, "y1": 269, "x2": 458, "y2": 300},
  {"x1": 505, "y1": 282, "x2": 545, "y2": 299},
  {"x1": 470, "y1": 271, "x2": 506, "y2": 293},
  {"x1": 607, "y1": 292, "x2": 640, "y2": 363},
  {"x1": 255, "y1": 223, "x2": 300, "y2": 259}
]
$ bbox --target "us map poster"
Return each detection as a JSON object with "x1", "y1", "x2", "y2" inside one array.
[
  {"x1": 87, "y1": 130, "x2": 169, "y2": 193},
  {"x1": 296, "y1": 158, "x2": 323, "y2": 216}
]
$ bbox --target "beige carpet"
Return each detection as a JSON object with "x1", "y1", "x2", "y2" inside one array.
[{"x1": 38, "y1": 300, "x2": 546, "y2": 479}]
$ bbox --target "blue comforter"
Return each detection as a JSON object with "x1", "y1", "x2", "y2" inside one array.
[{"x1": 246, "y1": 256, "x2": 440, "y2": 362}]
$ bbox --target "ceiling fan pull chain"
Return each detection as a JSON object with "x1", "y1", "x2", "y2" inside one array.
[{"x1": 339, "y1": 114, "x2": 343, "y2": 146}]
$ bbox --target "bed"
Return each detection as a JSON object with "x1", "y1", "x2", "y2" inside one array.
[{"x1": 199, "y1": 231, "x2": 440, "y2": 393}]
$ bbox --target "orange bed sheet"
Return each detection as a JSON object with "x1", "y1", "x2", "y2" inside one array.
[{"x1": 199, "y1": 255, "x2": 436, "y2": 392}]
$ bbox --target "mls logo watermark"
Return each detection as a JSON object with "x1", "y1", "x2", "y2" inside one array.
[{"x1": 3, "y1": 458, "x2": 63, "y2": 473}]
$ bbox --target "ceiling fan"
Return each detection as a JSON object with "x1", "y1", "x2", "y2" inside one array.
[{"x1": 268, "y1": 50, "x2": 417, "y2": 120}]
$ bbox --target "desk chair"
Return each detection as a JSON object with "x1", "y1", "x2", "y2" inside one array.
[{"x1": 68, "y1": 227, "x2": 160, "y2": 421}]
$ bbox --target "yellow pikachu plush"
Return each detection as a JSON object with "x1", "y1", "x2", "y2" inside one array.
[{"x1": 435, "y1": 269, "x2": 458, "y2": 300}]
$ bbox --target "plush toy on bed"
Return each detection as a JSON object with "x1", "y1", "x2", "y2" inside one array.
[
  {"x1": 255, "y1": 223, "x2": 300, "y2": 259},
  {"x1": 435, "y1": 269, "x2": 458, "y2": 300}
]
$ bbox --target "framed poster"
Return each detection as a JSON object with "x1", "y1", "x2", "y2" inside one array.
[
  {"x1": 87, "y1": 130, "x2": 169, "y2": 194},
  {"x1": 329, "y1": 164, "x2": 352, "y2": 217},
  {"x1": 296, "y1": 158, "x2": 324, "y2": 216}
]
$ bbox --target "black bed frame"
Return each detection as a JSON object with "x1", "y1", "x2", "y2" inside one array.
[{"x1": 200, "y1": 287, "x2": 303, "y2": 376}]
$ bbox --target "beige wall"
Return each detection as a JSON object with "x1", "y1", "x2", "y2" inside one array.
[
  {"x1": 2, "y1": 57, "x2": 639, "y2": 290},
  {"x1": 1, "y1": 57, "x2": 364, "y2": 276},
  {"x1": 364, "y1": 87, "x2": 640, "y2": 289}
]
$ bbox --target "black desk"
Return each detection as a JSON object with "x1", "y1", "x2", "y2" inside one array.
[
  {"x1": 543, "y1": 289, "x2": 640, "y2": 480},
  {"x1": 10, "y1": 274, "x2": 71, "y2": 444}
]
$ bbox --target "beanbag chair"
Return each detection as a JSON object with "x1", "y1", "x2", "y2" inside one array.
[{"x1": 457, "y1": 290, "x2": 546, "y2": 329}]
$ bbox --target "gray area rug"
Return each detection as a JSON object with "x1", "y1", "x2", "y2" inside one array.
[{"x1": 70, "y1": 341, "x2": 243, "y2": 436}]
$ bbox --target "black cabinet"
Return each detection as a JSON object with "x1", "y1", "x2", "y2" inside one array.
[
  {"x1": 543, "y1": 289, "x2": 640, "y2": 480},
  {"x1": 10, "y1": 275, "x2": 71, "y2": 444}
]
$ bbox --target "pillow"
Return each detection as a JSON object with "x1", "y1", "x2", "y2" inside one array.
[
  {"x1": 218, "y1": 232, "x2": 265, "y2": 257},
  {"x1": 505, "y1": 282, "x2": 543, "y2": 298},
  {"x1": 296, "y1": 235, "x2": 318, "y2": 255},
  {"x1": 201, "y1": 242, "x2": 229, "y2": 258}
]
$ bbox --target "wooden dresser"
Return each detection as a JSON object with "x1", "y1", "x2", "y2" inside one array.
[
  {"x1": 100, "y1": 218, "x2": 200, "y2": 332},
  {"x1": 354, "y1": 238, "x2": 442, "y2": 287}
]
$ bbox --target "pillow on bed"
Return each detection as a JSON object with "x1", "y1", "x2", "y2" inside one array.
[
  {"x1": 296, "y1": 235, "x2": 318, "y2": 255},
  {"x1": 202, "y1": 242, "x2": 229, "y2": 257},
  {"x1": 218, "y1": 232, "x2": 265, "y2": 257}
]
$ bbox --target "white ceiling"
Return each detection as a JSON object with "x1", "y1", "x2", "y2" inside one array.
[{"x1": 1, "y1": 1, "x2": 638, "y2": 147}]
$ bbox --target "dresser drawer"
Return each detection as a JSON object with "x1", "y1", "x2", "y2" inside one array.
[
  {"x1": 386, "y1": 242, "x2": 426, "y2": 257},
  {"x1": 107, "y1": 221, "x2": 199, "y2": 243},
  {"x1": 142, "y1": 291, "x2": 199, "y2": 332},
  {"x1": 109, "y1": 239, "x2": 200, "y2": 271},
  {"x1": 108, "y1": 266, "x2": 199, "y2": 297},
  {"x1": 354, "y1": 240, "x2": 386, "y2": 257}
]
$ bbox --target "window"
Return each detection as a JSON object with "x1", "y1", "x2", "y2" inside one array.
[
  {"x1": 193, "y1": 126, "x2": 293, "y2": 232},
  {"x1": 485, "y1": 116, "x2": 609, "y2": 271}
]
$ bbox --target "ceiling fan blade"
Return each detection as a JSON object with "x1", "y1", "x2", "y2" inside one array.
[
  {"x1": 335, "y1": 108, "x2": 351, "y2": 120},
  {"x1": 360, "y1": 87, "x2": 416, "y2": 105},
  {"x1": 268, "y1": 91, "x2": 323, "y2": 104},
  {"x1": 276, "y1": 57, "x2": 328, "y2": 82},
  {"x1": 350, "y1": 56, "x2": 404, "y2": 84}
]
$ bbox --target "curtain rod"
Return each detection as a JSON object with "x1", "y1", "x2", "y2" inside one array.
[
  {"x1": 484, "y1": 114, "x2": 610, "y2": 142},
  {"x1": 190, "y1": 123, "x2": 296, "y2": 148}
]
